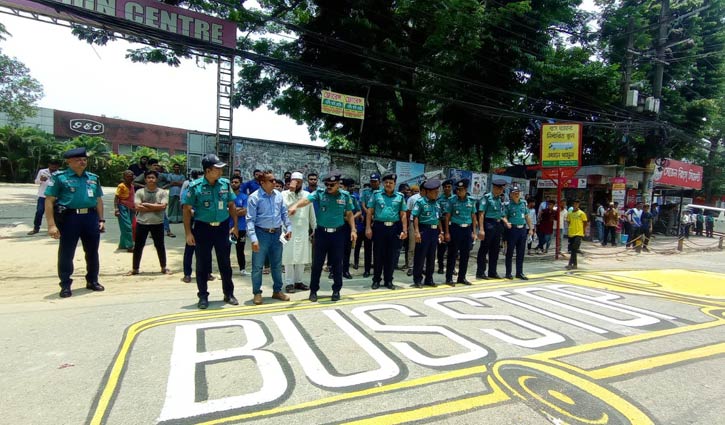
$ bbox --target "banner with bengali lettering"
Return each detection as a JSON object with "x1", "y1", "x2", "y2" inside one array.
[{"x1": 652, "y1": 159, "x2": 703, "y2": 190}]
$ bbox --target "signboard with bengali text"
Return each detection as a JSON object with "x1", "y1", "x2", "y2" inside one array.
[
  {"x1": 652, "y1": 158, "x2": 703, "y2": 190},
  {"x1": 540, "y1": 123, "x2": 582, "y2": 167},
  {"x1": 321, "y1": 90, "x2": 344, "y2": 116}
]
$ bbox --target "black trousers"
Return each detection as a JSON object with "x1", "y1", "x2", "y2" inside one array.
[
  {"x1": 193, "y1": 221, "x2": 234, "y2": 298},
  {"x1": 132, "y1": 223, "x2": 166, "y2": 270},
  {"x1": 310, "y1": 228, "x2": 344, "y2": 293},
  {"x1": 437, "y1": 240, "x2": 448, "y2": 270},
  {"x1": 568, "y1": 236, "x2": 582, "y2": 266},
  {"x1": 57, "y1": 210, "x2": 100, "y2": 288},
  {"x1": 603, "y1": 226, "x2": 617, "y2": 246},
  {"x1": 477, "y1": 220, "x2": 503, "y2": 277},
  {"x1": 447, "y1": 224, "x2": 473, "y2": 282},
  {"x1": 413, "y1": 225, "x2": 438, "y2": 284},
  {"x1": 505, "y1": 227, "x2": 527, "y2": 276},
  {"x1": 234, "y1": 229, "x2": 247, "y2": 271},
  {"x1": 372, "y1": 221, "x2": 402, "y2": 284}
]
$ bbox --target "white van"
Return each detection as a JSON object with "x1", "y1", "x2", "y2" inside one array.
[{"x1": 685, "y1": 204, "x2": 725, "y2": 234}]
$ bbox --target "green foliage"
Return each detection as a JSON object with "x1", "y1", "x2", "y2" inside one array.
[
  {"x1": 0, "y1": 50, "x2": 44, "y2": 125},
  {"x1": 0, "y1": 126, "x2": 59, "y2": 181}
]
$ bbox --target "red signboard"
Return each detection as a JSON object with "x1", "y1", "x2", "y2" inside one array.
[
  {"x1": 542, "y1": 168, "x2": 578, "y2": 181},
  {"x1": 652, "y1": 159, "x2": 703, "y2": 190}
]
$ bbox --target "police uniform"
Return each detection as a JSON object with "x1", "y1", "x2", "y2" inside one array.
[
  {"x1": 476, "y1": 178, "x2": 507, "y2": 279},
  {"x1": 368, "y1": 173, "x2": 407, "y2": 289},
  {"x1": 340, "y1": 178, "x2": 358, "y2": 278},
  {"x1": 359, "y1": 173, "x2": 380, "y2": 276},
  {"x1": 308, "y1": 173, "x2": 354, "y2": 301},
  {"x1": 504, "y1": 187, "x2": 530, "y2": 280},
  {"x1": 45, "y1": 148, "x2": 105, "y2": 298},
  {"x1": 445, "y1": 179, "x2": 477, "y2": 285},
  {"x1": 436, "y1": 179, "x2": 454, "y2": 273},
  {"x1": 411, "y1": 179, "x2": 443, "y2": 287},
  {"x1": 184, "y1": 154, "x2": 237, "y2": 308}
]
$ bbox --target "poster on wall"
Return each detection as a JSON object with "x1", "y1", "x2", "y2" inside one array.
[
  {"x1": 448, "y1": 168, "x2": 473, "y2": 186},
  {"x1": 611, "y1": 177, "x2": 626, "y2": 211},
  {"x1": 470, "y1": 173, "x2": 488, "y2": 199},
  {"x1": 395, "y1": 161, "x2": 426, "y2": 183}
]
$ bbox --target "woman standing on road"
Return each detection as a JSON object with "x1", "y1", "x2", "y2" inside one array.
[{"x1": 114, "y1": 170, "x2": 136, "y2": 252}]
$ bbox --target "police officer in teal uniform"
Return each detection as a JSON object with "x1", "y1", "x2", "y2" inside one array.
[
  {"x1": 411, "y1": 179, "x2": 443, "y2": 288},
  {"x1": 45, "y1": 147, "x2": 106, "y2": 298},
  {"x1": 366, "y1": 173, "x2": 408, "y2": 289},
  {"x1": 476, "y1": 178, "x2": 507, "y2": 279},
  {"x1": 444, "y1": 179, "x2": 478, "y2": 286},
  {"x1": 436, "y1": 179, "x2": 454, "y2": 274},
  {"x1": 503, "y1": 186, "x2": 533, "y2": 280},
  {"x1": 340, "y1": 178, "x2": 361, "y2": 279},
  {"x1": 183, "y1": 154, "x2": 238, "y2": 309},
  {"x1": 359, "y1": 173, "x2": 380, "y2": 277},
  {"x1": 289, "y1": 171, "x2": 356, "y2": 302}
]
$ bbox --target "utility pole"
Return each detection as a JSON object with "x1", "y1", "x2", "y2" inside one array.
[
  {"x1": 622, "y1": 18, "x2": 635, "y2": 107},
  {"x1": 653, "y1": 0, "x2": 670, "y2": 102}
]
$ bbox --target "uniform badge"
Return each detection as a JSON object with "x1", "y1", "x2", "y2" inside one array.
[
  {"x1": 337, "y1": 199, "x2": 345, "y2": 205},
  {"x1": 69, "y1": 187, "x2": 76, "y2": 193},
  {"x1": 203, "y1": 201, "x2": 210, "y2": 208}
]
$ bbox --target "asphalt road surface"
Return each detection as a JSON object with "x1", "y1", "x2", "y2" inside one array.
[{"x1": 1, "y1": 184, "x2": 724, "y2": 424}]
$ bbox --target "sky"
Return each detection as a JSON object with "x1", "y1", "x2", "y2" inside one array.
[{"x1": 0, "y1": 11, "x2": 321, "y2": 146}]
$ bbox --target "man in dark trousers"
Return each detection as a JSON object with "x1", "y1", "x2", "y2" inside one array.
[
  {"x1": 444, "y1": 179, "x2": 478, "y2": 286},
  {"x1": 503, "y1": 186, "x2": 533, "y2": 280},
  {"x1": 411, "y1": 179, "x2": 443, "y2": 288},
  {"x1": 359, "y1": 173, "x2": 381, "y2": 277},
  {"x1": 436, "y1": 179, "x2": 454, "y2": 274},
  {"x1": 44, "y1": 148, "x2": 106, "y2": 298},
  {"x1": 476, "y1": 178, "x2": 507, "y2": 279}
]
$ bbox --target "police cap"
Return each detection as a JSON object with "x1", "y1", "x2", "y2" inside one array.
[
  {"x1": 63, "y1": 147, "x2": 87, "y2": 159},
  {"x1": 370, "y1": 173, "x2": 381, "y2": 181},
  {"x1": 201, "y1": 154, "x2": 226, "y2": 170},
  {"x1": 492, "y1": 177, "x2": 507, "y2": 187},
  {"x1": 382, "y1": 173, "x2": 397, "y2": 182},
  {"x1": 323, "y1": 171, "x2": 342, "y2": 183},
  {"x1": 442, "y1": 179, "x2": 453, "y2": 186},
  {"x1": 510, "y1": 185, "x2": 521, "y2": 193},
  {"x1": 455, "y1": 179, "x2": 469, "y2": 190},
  {"x1": 422, "y1": 179, "x2": 441, "y2": 190},
  {"x1": 341, "y1": 177, "x2": 355, "y2": 187}
]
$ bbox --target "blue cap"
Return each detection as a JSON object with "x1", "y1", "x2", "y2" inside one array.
[
  {"x1": 492, "y1": 177, "x2": 507, "y2": 187},
  {"x1": 63, "y1": 147, "x2": 87, "y2": 159},
  {"x1": 455, "y1": 179, "x2": 469, "y2": 189},
  {"x1": 422, "y1": 179, "x2": 441, "y2": 190},
  {"x1": 201, "y1": 154, "x2": 226, "y2": 170},
  {"x1": 324, "y1": 171, "x2": 342, "y2": 182},
  {"x1": 341, "y1": 177, "x2": 355, "y2": 187},
  {"x1": 510, "y1": 185, "x2": 521, "y2": 192},
  {"x1": 370, "y1": 173, "x2": 381, "y2": 181},
  {"x1": 382, "y1": 173, "x2": 397, "y2": 181},
  {"x1": 442, "y1": 179, "x2": 453, "y2": 186}
]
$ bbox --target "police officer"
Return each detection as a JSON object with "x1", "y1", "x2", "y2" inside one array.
[
  {"x1": 411, "y1": 179, "x2": 443, "y2": 288},
  {"x1": 183, "y1": 154, "x2": 239, "y2": 309},
  {"x1": 503, "y1": 186, "x2": 533, "y2": 280},
  {"x1": 359, "y1": 173, "x2": 381, "y2": 277},
  {"x1": 476, "y1": 178, "x2": 507, "y2": 279},
  {"x1": 444, "y1": 179, "x2": 478, "y2": 286},
  {"x1": 366, "y1": 173, "x2": 407, "y2": 290},
  {"x1": 436, "y1": 179, "x2": 454, "y2": 274},
  {"x1": 45, "y1": 147, "x2": 105, "y2": 298},
  {"x1": 289, "y1": 171, "x2": 356, "y2": 302},
  {"x1": 340, "y1": 178, "x2": 361, "y2": 279}
]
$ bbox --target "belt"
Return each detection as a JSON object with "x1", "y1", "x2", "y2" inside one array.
[
  {"x1": 319, "y1": 226, "x2": 342, "y2": 233},
  {"x1": 419, "y1": 224, "x2": 438, "y2": 230},
  {"x1": 484, "y1": 218, "x2": 501, "y2": 223},
  {"x1": 376, "y1": 221, "x2": 397, "y2": 227},
  {"x1": 451, "y1": 223, "x2": 471, "y2": 228},
  {"x1": 256, "y1": 226, "x2": 280, "y2": 233},
  {"x1": 62, "y1": 207, "x2": 96, "y2": 215},
  {"x1": 198, "y1": 221, "x2": 222, "y2": 226},
  {"x1": 513, "y1": 224, "x2": 525, "y2": 229}
]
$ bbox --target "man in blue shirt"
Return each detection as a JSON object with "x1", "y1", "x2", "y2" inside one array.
[
  {"x1": 247, "y1": 170, "x2": 292, "y2": 305},
  {"x1": 241, "y1": 169, "x2": 263, "y2": 195},
  {"x1": 230, "y1": 176, "x2": 249, "y2": 276}
]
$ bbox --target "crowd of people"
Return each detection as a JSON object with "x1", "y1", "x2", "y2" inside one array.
[{"x1": 33, "y1": 148, "x2": 709, "y2": 307}]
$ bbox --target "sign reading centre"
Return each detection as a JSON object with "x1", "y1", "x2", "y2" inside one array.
[
  {"x1": 321, "y1": 90, "x2": 365, "y2": 119},
  {"x1": 540, "y1": 123, "x2": 582, "y2": 167}
]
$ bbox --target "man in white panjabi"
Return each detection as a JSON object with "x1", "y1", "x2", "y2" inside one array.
[{"x1": 281, "y1": 172, "x2": 317, "y2": 292}]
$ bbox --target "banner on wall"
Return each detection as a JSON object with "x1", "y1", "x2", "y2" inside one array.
[
  {"x1": 321, "y1": 90, "x2": 365, "y2": 119},
  {"x1": 395, "y1": 162, "x2": 426, "y2": 183},
  {"x1": 470, "y1": 173, "x2": 488, "y2": 199}
]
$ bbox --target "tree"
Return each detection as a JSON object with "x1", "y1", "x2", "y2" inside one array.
[
  {"x1": 0, "y1": 126, "x2": 59, "y2": 181},
  {"x1": 0, "y1": 25, "x2": 44, "y2": 125}
]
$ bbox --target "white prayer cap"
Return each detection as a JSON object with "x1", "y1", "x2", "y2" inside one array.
[{"x1": 291, "y1": 171, "x2": 304, "y2": 180}]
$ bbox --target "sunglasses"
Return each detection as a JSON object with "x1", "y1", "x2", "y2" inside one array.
[{"x1": 325, "y1": 182, "x2": 338, "y2": 187}]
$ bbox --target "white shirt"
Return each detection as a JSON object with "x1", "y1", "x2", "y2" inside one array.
[
  {"x1": 407, "y1": 194, "x2": 421, "y2": 221},
  {"x1": 35, "y1": 168, "x2": 53, "y2": 197}
]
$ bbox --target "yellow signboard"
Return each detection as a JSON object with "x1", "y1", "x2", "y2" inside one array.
[
  {"x1": 540, "y1": 123, "x2": 582, "y2": 167},
  {"x1": 321, "y1": 90, "x2": 344, "y2": 116},
  {"x1": 321, "y1": 90, "x2": 365, "y2": 119},
  {"x1": 343, "y1": 94, "x2": 365, "y2": 119}
]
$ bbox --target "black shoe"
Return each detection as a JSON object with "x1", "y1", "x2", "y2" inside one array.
[
  {"x1": 372, "y1": 281, "x2": 380, "y2": 289},
  {"x1": 309, "y1": 292, "x2": 318, "y2": 302},
  {"x1": 353, "y1": 264, "x2": 359, "y2": 270},
  {"x1": 384, "y1": 282, "x2": 395, "y2": 290},
  {"x1": 406, "y1": 268, "x2": 413, "y2": 276},
  {"x1": 516, "y1": 274, "x2": 529, "y2": 280},
  {"x1": 224, "y1": 295, "x2": 239, "y2": 305},
  {"x1": 446, "y1": 281, "x2": 455, "y2": 286},
  {"x1": 412, "y1": 282, "x2": 423, "y2": 288},
  {"x1": 331, "y1": 291, "x2": 341, "y2": 302},
  {"x1": 328, "y1": 272, "x2": 334, "y2": 279},
  {"x1": 424, "y1": 282, "x2": 437, "y2": 287},
  {"x1": 197, "y1": 297, "x2": 209, "y2": 309},
  {"x1": 86, "y1": 282, "x2": 105, "y2": 291},
  {"x1": 363, "y1": 272, "x2": 371, "y2": 278},
  {"x1": 476, "y1": 274, "x2": 487, "y2": 280},
  {"x1": 343, "y1": 272, "x2": 353, "y2": 279},
  {"x1": 437, "y1": 268, "x2": 444, "y2": 274},
  {"x1": 458, "y1": 279, "x2": 473, "y2": 285},
  {"x1": 59, "y1": 287, "x2": 72, "y2": 298},
  {"x1": 489, "y1": 274, "x2": 502, "y2": 279},
  {"x1": 505, "y1": 275, "x2": 514, "y2": 280},
  {"x1": 294, "y1": 282, "x2": 310, "y2": 290}
]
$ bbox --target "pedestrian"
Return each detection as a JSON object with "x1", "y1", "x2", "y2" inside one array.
[
  {"x1": 28, "y1": 159, "x2": 61, "y2": 235},
  {"x1": 503, "y1": 186, "x2": 533, "y2": 280},
  {"x1": 359, "y1": 173, "x2": 381, "y2": 278},
  {"x1": 180, "y1": 171, "x2": 216, "y2": 283},
  {"x1": 241, "y1": 169, "x2": 262, "y2": 195},
  {"x1": 555, "y1": 199, "x2": 568, "y2": 256},
  {"x1": 405, "y1": 184, "x2": 423, "y2": 275},
  {"x1": 410, "y1": 179, "x2": 442, "y2": 287},
  {"x1": 705, "y1": 213, "x2": 714, "y2": 238},
  {"x1": 133, "y1": 158, "x2": 157, "y2": 188},
  {"x1": 602, "y1": 202, "x2": 619, "y2": 246},
  {"x1": 566, "y1": 200, "x2": 588, "y2": 270},
  {"x1": 680, "y1": 210, "x2": 692, "y2": 238},
  {"x1": 366, "y1": 173, "x2": 407, "y2": 290},
  {"x1": 163, "y1": 163, "x2": 185, "y2": 223},
  {"x1": 536, "y1": 202, "x2": 555, "y2": 253},
  {"x1": 638, "y1": 203, "x2": 654, "y2": 252},
  {"x1": 274, "y1": 179, "x2": 285, "y2": 191},
  {"x1": 246, "y1": 170, "x2": 292, "y2": 305},
  {"x1": 444, "y1": 179, "x2": 478, "y2": 285},
  {"x1": 526, "y1": 198, "x2": 537, "y2": 255},
  {"x1": 339, "y1": 178, "x2": 361, "y2": 279},
  {"x1": 476, "y1": 178, "x2": 507, "y2": 279},
  {"x1": 626, "y1": 202, "x2": 643, "y2": 249},
  {"x1": 436, "y1": 179, "x2": 454, "y2": 274},
  {"x1": 289, "y1": 171, "x2": 356, "y2": 301},
  {"x1": 594, "y1": 202, "x2": 605, "y2": 243},
  {"x1": 281, "y1": 172, "x2": 315, "y2": 292},
  {"x1": 128, "y1": 155, "x2": 148, "y2": 177},
  {"x1": 114, "y1": 170, "x2": 136, "y2": 252},
  {"x1": 230, "y1": 176, "x2": 249, "y2": 276},
  {"x1": 352, "y1": 182, "x2": 366, "y2": 271},
  {"x1": 127, "y1": 170, "x2": 171, "y2": 275},
  {"x1": 183, "y1": 154, "x2": 239, "y2": 309},
  {"x1": 305, "y1": 172, "x2": 320, "y2": 193},
  {"x1": 694, "y1": 211, "x2": 704, "y2": 236},
  {"x1": 44, "y1": 147, "x2": 105, "y2": 298}
]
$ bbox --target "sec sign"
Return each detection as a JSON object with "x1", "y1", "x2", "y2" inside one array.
[{"x1": 70, "y1": 119, "x2": 104, "y2": 135}]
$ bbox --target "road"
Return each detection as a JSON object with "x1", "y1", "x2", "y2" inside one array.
[{"x1": 0, "y1": 183, "x2": 724, "y2": 424}]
